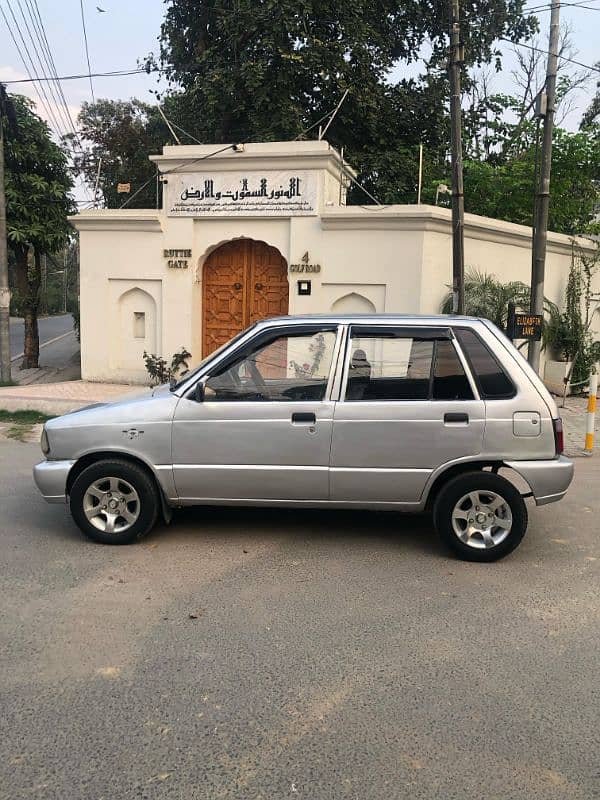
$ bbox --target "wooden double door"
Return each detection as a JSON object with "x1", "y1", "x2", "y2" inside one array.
[{"x1": 202, "y1": 239, "x2": 289, "y2": 355}]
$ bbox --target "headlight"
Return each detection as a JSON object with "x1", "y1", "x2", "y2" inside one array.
[{"x1": 41, "y1": 427, "x2": 50, "y2": 456}]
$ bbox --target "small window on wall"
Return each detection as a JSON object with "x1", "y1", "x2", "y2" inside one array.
[{"x1": 133, "y1": 312, "x2": 146, "y2": 339}]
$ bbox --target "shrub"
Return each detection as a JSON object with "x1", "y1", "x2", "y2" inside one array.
[{"x1": 143, "y1": 347, "x2": 191, "y2": 385}]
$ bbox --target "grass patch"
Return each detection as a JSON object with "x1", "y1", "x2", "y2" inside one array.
[
  {"x1": 6, "y1": 424, "x2": 33, "y2": 442},
  {"x1": 0, "y1": 380, "x2": 18, "y2": 387},
  {"x1": 0, "y1": 409, "x2": 53, "y2": 424}
]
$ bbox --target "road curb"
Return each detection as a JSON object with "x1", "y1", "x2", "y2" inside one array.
[
  {"x1": 0, "y1": 382, "x2": 145, "y2": 416},
  {"x1": 0, "y1": 395, "x2": 88, "y2": 415}
]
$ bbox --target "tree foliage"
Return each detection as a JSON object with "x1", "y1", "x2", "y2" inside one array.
[
  {"x1": 140, "y1": 0, "x2": 536, "y2": 204},
  {"x1": 73, "y1": 2, "x2": 598, "y2": 232},
  {"x1": 150, "y1": 0, "x2": 534, "y2": 139},
  {"x1": 67, "y1": 99, "x2": 171, "y2": 208},
  {"x1": 434, "y1": 69, "x2": 600, "y2": 235},
  {"x1": 580, "y1": 62, "x2": 600, "y2": 129},
  {"x1": 5, "y1": 95, "x2": 73, "y2": 252},
  {"x1": 455, "y1": 126, "x2": 600, "y2": 234},
  {"x1": 3, "y1": 94, "x2": 73, "y2": 367}
]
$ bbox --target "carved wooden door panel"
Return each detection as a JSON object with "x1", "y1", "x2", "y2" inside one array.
[
  {"x1": 202, "y1": 241, "x2": 246, "y2": 356},
  {"x1": 203, "y1": 239, "x2": 289, "y2": 355},
  {"x1": 248, "y1": 241, "x2": 289, "y2": 326}
]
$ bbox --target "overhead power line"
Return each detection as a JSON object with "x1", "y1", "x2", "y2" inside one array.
[
  {"x1": 523, "y1": 0, "x2": 599, "y2": 10},
  {"x1": 1, "y1": 0, "x2": 93, "y2": 200},
  {"x1": 118, "y1": 143, "x2": 238, "y2": 209},
  {"x1": 499, "y1": 37, "x2": 600, "y2": 71},
  {"x1": 13, "y1": 0, "x2": 73, "y2": 137},
  {"x1": 79, "y1": 0, "x2": 95, "y2": 103},
  {"x1": 1, "y1": 67, "x2": 156, "y2": 84},
  {"x1": 0, "y1": 0, "x2": 65, "y2": 136},
  {"x1": 25, "y1": 0, "x2": 79, "y2": 137}
]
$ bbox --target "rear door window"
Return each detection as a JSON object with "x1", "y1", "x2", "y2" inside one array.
[
  {"x1": 432, "y1": 340, "x2": 474, "y2": 400},
  {"x1": 344, "y1": 327, "x2": 473, "y2": 401},
  {"x1": 455, "y1": 328, "x2": 515, "y2": 398}
]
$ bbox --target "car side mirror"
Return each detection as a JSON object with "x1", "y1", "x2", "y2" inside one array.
[{"x1": 193, "y1": 379, "x2": 206, "y2": 403}]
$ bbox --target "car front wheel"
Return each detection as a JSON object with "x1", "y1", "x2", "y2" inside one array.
[
  {"x1": 69, "y1": 459, "x2": 159, "y2": 544},
  {"x1": 433, "y1": 471, "x2": 528, "y2": 562}
]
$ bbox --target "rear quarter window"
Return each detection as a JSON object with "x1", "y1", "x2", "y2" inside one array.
[{"x1": 455, "y1": 328, "x2": 515, "y2": 399}]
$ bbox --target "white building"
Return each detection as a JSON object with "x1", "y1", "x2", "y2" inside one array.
[{"x1": 70, "y1": 140, "x2": 598, "y2": 384}]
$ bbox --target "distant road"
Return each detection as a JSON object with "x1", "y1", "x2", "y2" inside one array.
[{"x1": 9, "y1": 314, "x2": 74, "y2": 360}]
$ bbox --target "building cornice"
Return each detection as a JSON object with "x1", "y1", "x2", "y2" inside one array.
[
  {"x1": 68, "y1": 210, "x2": 163, "y2": 233},
  {"x1": 149, "y1": 140, "x2": 356, "y2": 182},
  {"x1": 320, "y1": 205, "x2": 597, "y2": 256}
]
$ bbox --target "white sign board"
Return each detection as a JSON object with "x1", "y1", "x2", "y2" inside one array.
[{"x1": 167, "y1": 171, "x2": 317, "y2": 217}]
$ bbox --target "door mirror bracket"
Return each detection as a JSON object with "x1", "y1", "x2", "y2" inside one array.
[{"x1": 192, "y1": 379, "x2": 206, "y2": 403}]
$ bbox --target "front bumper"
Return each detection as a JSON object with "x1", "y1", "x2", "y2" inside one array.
[
  {"x1": 504, "y1": 455, "x2": 574, "y2": 506},
  {"x1": 33, "y1": 459, "x2": 75, "y2": 504}
]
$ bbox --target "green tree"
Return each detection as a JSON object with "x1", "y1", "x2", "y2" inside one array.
[
  {"x1": 145, "y1": 0, "x2": 536, "y2": 202},
  {"x1": 3, "y1": 94, "x2": 74, "y2": 368},
  {"x1": 68, "y1": 99, "x2": 171, "y2": 209},
  {"x1": 434, "y1": 124, "x2": 600, "y2": 234},
  {"x1": 580, "y1": 62, "x2": 600, "y2": 129}
]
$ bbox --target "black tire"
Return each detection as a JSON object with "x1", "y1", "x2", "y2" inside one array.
[
  {"x1": 69, "y1": 459, "x2": 159, "y2": 545},
  {"x1": 433, "y1": 471, "x2": 528, "y2": 562}
]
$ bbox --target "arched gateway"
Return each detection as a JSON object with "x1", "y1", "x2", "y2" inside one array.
[{"x1": 202, "y1": 239, "x2": 289, "y2": 355}]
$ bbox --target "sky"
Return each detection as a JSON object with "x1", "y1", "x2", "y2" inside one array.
[{"x1": 0, "y1": 0, "x2": 598, "y2": 153}]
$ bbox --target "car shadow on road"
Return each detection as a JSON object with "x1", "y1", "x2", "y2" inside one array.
[{"x1": 162, "y1": 505, "x2": 442, "y2": 557}]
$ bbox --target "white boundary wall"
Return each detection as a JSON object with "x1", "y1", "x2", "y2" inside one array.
[{"x1": 70, "y1": 141, "x2": 598, "y2": 384}]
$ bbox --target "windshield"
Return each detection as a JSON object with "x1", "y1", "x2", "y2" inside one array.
[{"x1": 171, "y1": 324, "x2": 258, "y2": 391}]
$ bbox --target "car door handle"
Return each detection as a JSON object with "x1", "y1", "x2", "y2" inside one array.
[
  {"x1": 444, "y1": 412, "x2": 469, "y2": 424},
  {"x1": 291, "y1": 412, "x2": 316, "y2": 424}
]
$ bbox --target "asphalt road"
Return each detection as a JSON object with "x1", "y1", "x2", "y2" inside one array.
[
  {"x1": 1, "y1": 440, "x2": 598, "y2": 800},
  {"x1": 9, "y1": 314, "x2": 74, "y2": 359}
]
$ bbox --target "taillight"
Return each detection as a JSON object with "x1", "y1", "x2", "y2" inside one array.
[{"x1": 553, "y1": 417, "x2": 564, "y2": 455}]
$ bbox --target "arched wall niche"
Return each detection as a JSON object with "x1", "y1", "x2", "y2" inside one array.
[
  {"x1": 116, "y1": 286, "x2": 157, "y2": 371},
  {"x1": 331, "y1": 292, "x2": 377, "y2": 314}
]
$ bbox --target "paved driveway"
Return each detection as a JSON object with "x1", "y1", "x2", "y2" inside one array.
[{"x1": 1, "y1": 440, "x2": 598, "y2": 799}]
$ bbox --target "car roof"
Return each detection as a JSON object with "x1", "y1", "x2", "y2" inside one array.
[{"x1": 255, "y1": 313, "x2": 485, "y2": 328}]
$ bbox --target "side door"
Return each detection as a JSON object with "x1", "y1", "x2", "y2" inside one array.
[
  {"x1": 172, "y1": 324, "x2": 342, "y2": 502},
  {"x1": 330, "y1": 325, "x2": 485, "y2": 504}
]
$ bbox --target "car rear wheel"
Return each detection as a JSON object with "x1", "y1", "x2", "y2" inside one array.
[
  {"x1": 433, "y1": 471, "x2": 528, "y2": 562},
  {"x1": 69, "y1": 459, "x2": 158, "y2": 544}
]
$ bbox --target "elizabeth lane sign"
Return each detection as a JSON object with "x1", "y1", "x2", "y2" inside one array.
[{"x1": 167, "y1": 171, "x2": 317, "y2": 216}]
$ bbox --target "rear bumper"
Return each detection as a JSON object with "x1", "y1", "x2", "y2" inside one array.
[
  {"x1": 504, "y1": 456, "x2": 574, "y2": 506},
  {"x1": 33, "y1": 459, "x2": 75, "y2": 504}
]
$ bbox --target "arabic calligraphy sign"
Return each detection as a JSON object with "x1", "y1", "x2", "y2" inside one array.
[{"x1": 167, "y1": 171, "x2": 317, "y2": 217}]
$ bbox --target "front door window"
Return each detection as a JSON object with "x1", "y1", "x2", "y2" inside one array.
[{"x1": 205, "y1": 329, "x2": 338, "y2": 402}]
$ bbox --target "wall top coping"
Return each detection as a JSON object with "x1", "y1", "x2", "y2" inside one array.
[
  {"x1": 68, "y1": 209, "x2": 163, "y2": 232},
  {"x1": 148, "y1": 139, "x2": 356, "y2": 179},
  {"x1": 320, "y1": 204, "x2": 597, "y2": 255}
]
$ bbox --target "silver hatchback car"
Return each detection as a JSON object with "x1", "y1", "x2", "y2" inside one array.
[{"x1": 34, "y1": 315, "x2": 573, "y2": 561}]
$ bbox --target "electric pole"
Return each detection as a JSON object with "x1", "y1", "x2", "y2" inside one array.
[
  {"x1": 449, "y1": 0, "x2": 465, "y2": 314},
  {"x1": 0, "y1": 88, "x2": 11, "y2": 383},
  {"x1": 528, "y1": 0, "x2": 560, "y2": 371}
]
